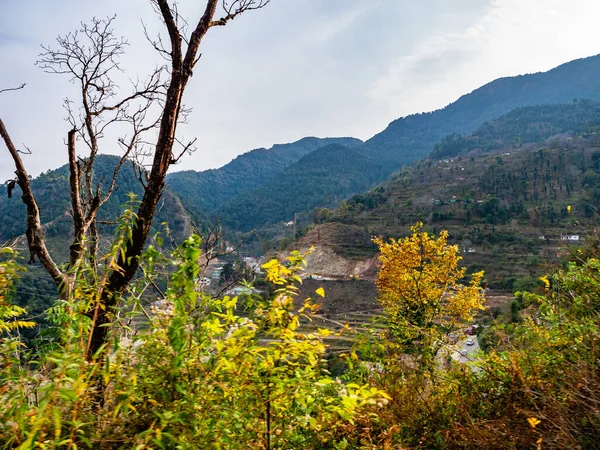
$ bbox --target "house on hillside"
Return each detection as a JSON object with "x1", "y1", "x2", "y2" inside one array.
[
  {"x1": 242, "y1": 256, "x2": 262, "y2": 273},
  {"x1": 560, "y1": 234, "x2": 580, "y2": 241},
  {"x1": 210, "y1": 266, "x2": 224, "y2": 280},
  {"x1": 226, "y1": 286, "x2": 258, "y2": 296}
]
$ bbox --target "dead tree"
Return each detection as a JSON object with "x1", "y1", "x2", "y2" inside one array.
[{"x1": 0, "y1": 0, "x2": 270, "y2": 359}]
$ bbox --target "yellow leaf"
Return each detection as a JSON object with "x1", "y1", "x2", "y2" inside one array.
[
  {"x1": 527, "y1": 417, "x2": 541, "y2": 428},
  {"x1": 315, "y1": 287, "x2": 325, "y2": 298},
  {"x1": 379, "y1": 391, "x2": 392, "y2": 400}
]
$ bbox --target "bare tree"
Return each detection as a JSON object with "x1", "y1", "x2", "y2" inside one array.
[{"x1": 0, "y1": 0, "x2": 270, "y2": 359}]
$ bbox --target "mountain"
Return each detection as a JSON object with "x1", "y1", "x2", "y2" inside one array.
[
  {"x1": 361, "y1": 53, "x2": 600, "y2": 171},
  {"x1": 8, "y1": 55, "x2": 600, "y2": 242},
  {"x1": 306, "y1": 104, "x2": 600, "y2": 290},
  {"x1": 430, "y1": 99, "x2": 600, "y2": 159},
  {"x1": 217, "y1": 144, "x2": 379, "y2": 231},
  {"x1": 0, "y1": 155, "x2": 191, "y2": 247},
  {"x1": 166, "y1": 136, "x2": 362, "y2": 221},
  {"x1": 169, "y1": 54, "x2": 600, "y2": 233}
]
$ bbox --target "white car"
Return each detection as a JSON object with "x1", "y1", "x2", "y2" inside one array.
[{"x1": 466, "y1": 339, "x2": 475, "y2": 346}]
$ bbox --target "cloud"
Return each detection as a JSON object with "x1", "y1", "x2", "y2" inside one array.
[{"x1": 370, "y1": 0, "x2": 600, "y2": 119}]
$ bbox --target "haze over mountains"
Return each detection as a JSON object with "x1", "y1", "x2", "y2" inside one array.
[{"x1": 4, "y1": 53, "x2": 600, "y2": 240}]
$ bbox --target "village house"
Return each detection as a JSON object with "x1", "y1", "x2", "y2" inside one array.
[{"x1": 561, "y1": 234, "x2": 580, "y2": 241}]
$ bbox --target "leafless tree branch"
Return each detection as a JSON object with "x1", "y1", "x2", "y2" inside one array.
[
  {"x1": 171, "y1": 136, "x2": 197, "y2": 164},
  {"x1": 210, "y1": 0, "x2": 270, "y2": 27},
  {"x1": 19, "y1": 145, "x2": 33, "y2": 155},
  {"x1": 0, "y1": 119, "x2": 64, "y2": 284},
  {"x1": 0, "y1": 83, "x2": 26, "y2": 95},
  {"x1": 3, "y1": 0, "x2": 271, "y2": 360}
]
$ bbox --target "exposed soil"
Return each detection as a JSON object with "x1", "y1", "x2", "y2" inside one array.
[{"x1": 297, "y1": 278, "x2": 379, "y2": 316}]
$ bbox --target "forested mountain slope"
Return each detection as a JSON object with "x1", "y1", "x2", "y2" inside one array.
[
  {"x1": 171, "y1": 54, "x2": 600, "y2": 233},
  {"x1": 360, "y1": 53, "x2": 600, "y2": 172},
  {"x1": 218, "y1": 144, "x2": 379, "y2": 231},
  {"x1": 309, "y1": 111, "x2": 600, "y2": 289},
  {"x1": 431, "y1": 99, "x2": 600, "y2": 159},
  {"x1": 0, "y1": 155, "x2": 190, "y2": 244},
  {"x1": 166, "y1": 136, "x2": 362, "y2": 220}
]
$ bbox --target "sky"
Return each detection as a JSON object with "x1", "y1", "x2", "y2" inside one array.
[{"x1": 1, "y1": 0, "x2": 600, "y2": 180}]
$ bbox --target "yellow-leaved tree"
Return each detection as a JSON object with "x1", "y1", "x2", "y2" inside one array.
[{"x1": 374, "y1": 223, "x2": 485, "y2": 367}]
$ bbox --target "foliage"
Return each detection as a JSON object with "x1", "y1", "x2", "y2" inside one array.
[
  {"x1": 0, "y1": 232, "x2": 387, "y2": 448},
  {"x1": 339, "y1": 228, "x2": 600, "y2": 449},
  {"x1": 5, "y1": 213, "x2": 600, "y2": 448},
  {"x1": 168, "y1": 137, "x2": 362, "y2": 221},
  {"x1": 373, "y1": 224, "x2": 485, "y2": 364},
  {"x1": 0, "y1": 248, "x2": 34, "y2": 334}
]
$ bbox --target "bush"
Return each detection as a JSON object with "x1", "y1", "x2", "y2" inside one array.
[{"x1": 0, "y1": 236, "x2": 387, "y2": 448}]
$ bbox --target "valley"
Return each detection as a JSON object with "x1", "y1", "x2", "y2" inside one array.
[
  {"x1": 5, "y1": 3, "x2": 600, "y2": 447},
  {"x1": 7, "y1": 57, "x2": 600, "y2": 335}
]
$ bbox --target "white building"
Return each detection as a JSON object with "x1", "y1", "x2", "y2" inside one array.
[{"x1": 560, "y1": 234, "x2": 580, "y2": 241}]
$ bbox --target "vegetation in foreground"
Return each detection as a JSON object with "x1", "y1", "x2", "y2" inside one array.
[
  {"x1": 0, "y1": 215, "x2": 388, "y2": 449},
  {"x1": 1, "y1": 217, "x2": 600, "y2": 448}
]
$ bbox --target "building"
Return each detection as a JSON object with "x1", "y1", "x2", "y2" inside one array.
[
  {"x1": 560, "y1": 234, "x2": 580, "y2": 241},
  {"x1": 210, "y1": 266, "x2": 224, "y2": 280}
]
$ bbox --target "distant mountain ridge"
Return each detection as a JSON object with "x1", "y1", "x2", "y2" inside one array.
[
  {"x1": 360, "y1": 53, "x2": 600, "y2": 170},
  {"x1": 166, "y1": 136, "x2": 362, "y2": 221},
  {"x1": 171, "y1": 53, "x2": 600, "y2": 232},
  {"x1": 430, "y1": 99, "x2": 600, "y2": 159},
  {"x1": 6, "y1": 54, "x2": 600, "y2": 237},
  {"x1": 218, "y1": 143, "x2": 379, "y2": 231}
]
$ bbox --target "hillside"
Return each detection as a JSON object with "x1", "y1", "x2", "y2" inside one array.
[
  {"x1": 361, "y1": 53, "x2": 600, "y2": 171},
  {"x1": 217, "y1": 144, "x2": 379, "y2": 231},
  {"x1": 307, "y1": 113, "x2": 600, "y2": 289},
  {"x1": 430, "y1": 99, "x2": 600, "y2": 159},
  {"x1": 169, "y1": 54, "x2": 600, "y2": 234},
  {"x1": 0, "y1": 155, "x2": 190, "y2": 244},
  {"x1": 294, "y1": 222, "x2": 379, "y2": 279},
  {"x1": 166, "y1": 136, "x2": 362, "y2": 221}
]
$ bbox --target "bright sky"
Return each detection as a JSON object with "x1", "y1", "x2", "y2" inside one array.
[{"x1": 1, "y1": 0, "x2": 600, "y2": 180}]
